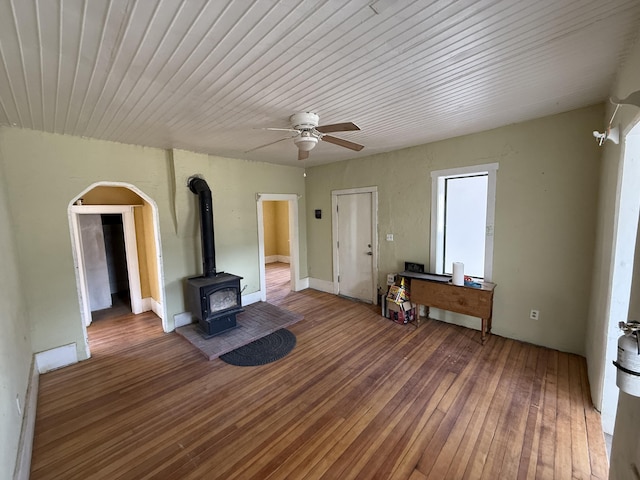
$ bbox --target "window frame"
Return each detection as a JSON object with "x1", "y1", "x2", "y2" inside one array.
[{"x1": 430, "y1": 163, "x2": 498, "y2": 282}]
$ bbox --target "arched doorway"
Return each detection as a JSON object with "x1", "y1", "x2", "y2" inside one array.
[{"x1": 68, "y1": 182, "x2": 167, "y2": 358}]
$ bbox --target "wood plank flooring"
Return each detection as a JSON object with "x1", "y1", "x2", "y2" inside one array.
[
  {"x1": 266, "y1": 261, "x2": 291, "y2": 304},
  {"x1": 31, "y1": 264, "x2": 608, "y2": 479}
]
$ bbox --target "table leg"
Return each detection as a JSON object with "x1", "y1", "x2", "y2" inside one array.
[
  {"x1": 481, "y1": 317, "x2": 487, "y2": 345},
  {"x1": 413, "y1": 304, "x2": 423, "y2": 328}
]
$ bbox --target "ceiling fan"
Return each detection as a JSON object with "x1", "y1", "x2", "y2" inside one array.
[{"x1": 249, "y1": 112, "x2": 364, "y2": 160}]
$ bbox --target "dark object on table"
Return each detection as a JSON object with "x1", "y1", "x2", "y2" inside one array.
[{"x1": 404, "y1": 262, "x2": 425, "y2": 273}]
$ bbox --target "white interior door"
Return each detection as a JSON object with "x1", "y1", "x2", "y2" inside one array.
[
  {"x1": 336, "y1": 192, "x2": 374, "y2": 302},
  {"x1": 78, "y1": 214, "x2": 112, "y2": 313}
]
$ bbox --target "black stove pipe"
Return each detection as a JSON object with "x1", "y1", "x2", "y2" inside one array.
[{"x1": 188, "y1": 176, "x2": 217, "y2": 277}]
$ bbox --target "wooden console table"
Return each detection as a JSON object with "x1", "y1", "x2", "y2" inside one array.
[{"x1": 399, "y1": 271, "x2": 496, "y2": 344}]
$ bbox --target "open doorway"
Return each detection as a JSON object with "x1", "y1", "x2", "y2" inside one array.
[
  {"x1": 89, "y1": 213, "x2": 132, "y2": 322},
  {"x1": 262, "y1": 200, "x2": 291, "y2": 303},
  {"x1": 600, "y1": 121, "x2": 640, "y2": 438},
  {"x1": 256, "y1": 193, "x2": 301, "y2": 304},
  {"x1": 71, "y1": 204, "x2": 144, "y2": 326},
  {"x1": 68, "y1": 182, "x2": 168, "y2": 358}
]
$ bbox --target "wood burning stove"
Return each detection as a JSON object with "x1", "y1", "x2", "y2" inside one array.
[
  {"x1": 185, "y1": 176, "x2": 243, "y2": 337},
  {"x1": 186, "y1": 273, "x2": 243, "y2": 337}
]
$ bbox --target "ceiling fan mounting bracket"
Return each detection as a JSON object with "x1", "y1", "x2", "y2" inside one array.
[{"x1": 290, "y1": 112, "x2": 319, "y2": 130}]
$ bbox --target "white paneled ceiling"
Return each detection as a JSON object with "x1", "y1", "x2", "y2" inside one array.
[{"x1": 0, "y1": 0, "x2": 639, "y2": 167}]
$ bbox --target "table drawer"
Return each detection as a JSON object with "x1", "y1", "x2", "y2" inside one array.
[{"x1": 410, "y1": 279, "x2": 493, "y2": 318}]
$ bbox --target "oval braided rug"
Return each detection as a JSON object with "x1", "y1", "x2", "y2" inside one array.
[{"x1": 219, "y1": 328, "x2": 296, "y2": 366}]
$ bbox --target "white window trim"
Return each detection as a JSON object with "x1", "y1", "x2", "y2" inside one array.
[{"x1": 430, "y1": 163, "x2": 498, "y2": 282}]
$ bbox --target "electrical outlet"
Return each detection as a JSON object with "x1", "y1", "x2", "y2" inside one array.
[
  {"x1": 530, "y1": 309, "x2": 539, "y2": 321},
  {"x1": 386, "y1": 234, "x2": 393, "y2": 241}
]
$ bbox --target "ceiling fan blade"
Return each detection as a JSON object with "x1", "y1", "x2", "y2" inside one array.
[
  {"x1": 321, "y1": 135, "x2": 364, "y2": 151},
  {"x1": 298, "y1": 149, "x2": 310, "y2": 161},
  {"x1": 244, "y1": 136, "x2": 292, "y2": 153},
  {"x1": 316, "y1": 122, "x2": 360, "y2": 133},
  {"x1": 262, "y1": 127, "x2": 300, "y2": 132}
]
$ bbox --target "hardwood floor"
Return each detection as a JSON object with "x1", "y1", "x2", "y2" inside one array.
[
  {"x1": 266, "y1": 261, "x2": 291, "y2": 303},
  {"x1": 31, "y1": 271, "x2": 608, "y2": 479}
]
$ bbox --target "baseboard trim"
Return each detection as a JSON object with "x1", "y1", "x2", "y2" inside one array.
[
  {"x1": 141, "y1": 297, "x2": 152, "y2": 313},
  {"x1": 174, "y1": 312, "x2": 193, "y2": 328},
  {"x1": 265, "y1": 255, "x2": 290, "y2": 264},
  {"x1": 296, "y1": 277, "x2": 310, "y2": 291},
  {"x1": 308, "y1": 277, "x2": 334, "y2": 294},
  {"x1": 35, "y1": 343, "x2": 78, "y2": 374},
  {"x1": 150, "y1": 298, "x2": 163, "y2": 319},
  {"x1": 242, "y1": 290, "x2": 262, "y2": 306},
  {"x1": 13, "y1": 358, "x2": 39, "y2": 480}
]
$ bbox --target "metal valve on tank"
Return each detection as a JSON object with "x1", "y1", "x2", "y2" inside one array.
[{"x1": 613, "y1": 320, "x2": 640, "y2": 397}]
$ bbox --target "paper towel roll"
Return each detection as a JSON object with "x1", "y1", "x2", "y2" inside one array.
[{"x1": 452, "y1": 262, "x2": 464, "y2": 286}]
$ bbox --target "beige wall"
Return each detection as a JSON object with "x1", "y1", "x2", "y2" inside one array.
[
  {"x1": 0, "y1": 129, "x2": 307, "y2": 362},
  {"x1": 132, "y1": 206, "x2": 151, "y2": 298},
  {"x1": 262, "y1": 201, "x2": 290, "y2": 258},
  {"x1": 0, "y1": 152, "x2": 33, "y2": 478},
  {"x1": 275, "y1": 201, "x2": 290, "y2": 256},
  {"x1": 263, "y1": 201, "x2": 277, "y2": 257},
  {"x1": 142, "y1": 201, "x2": 160, "y2": 299},
  {"x1": 306, "y1": 105, "x2": 603, "y2": 354},
  {"x1": 82, "y1": 186, "x2": 144, "y2": 205}
]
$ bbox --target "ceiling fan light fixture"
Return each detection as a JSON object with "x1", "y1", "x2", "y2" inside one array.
[{"x1": 294, "y1": 132, "x2": 318, "y2": 151}]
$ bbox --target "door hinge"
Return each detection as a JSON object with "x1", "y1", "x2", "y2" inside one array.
[
  {"x1": 337, "y1": 240, "x2": 339, "y2": 248},
  {"x1": 338, "y1": 275, "x2": 340, "y2": 282}
]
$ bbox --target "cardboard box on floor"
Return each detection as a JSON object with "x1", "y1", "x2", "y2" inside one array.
[{"x1": 386, "y1": 300, "x2": 416, "y2": 324}]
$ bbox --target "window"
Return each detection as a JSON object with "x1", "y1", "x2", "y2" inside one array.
[{"x1": 430, "y1": 163, "x2": 498, "y2": 281}]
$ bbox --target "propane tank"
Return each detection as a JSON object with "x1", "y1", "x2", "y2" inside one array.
[{"x1": 613, "y1": 320, "x2": 640, "y2": 397}]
